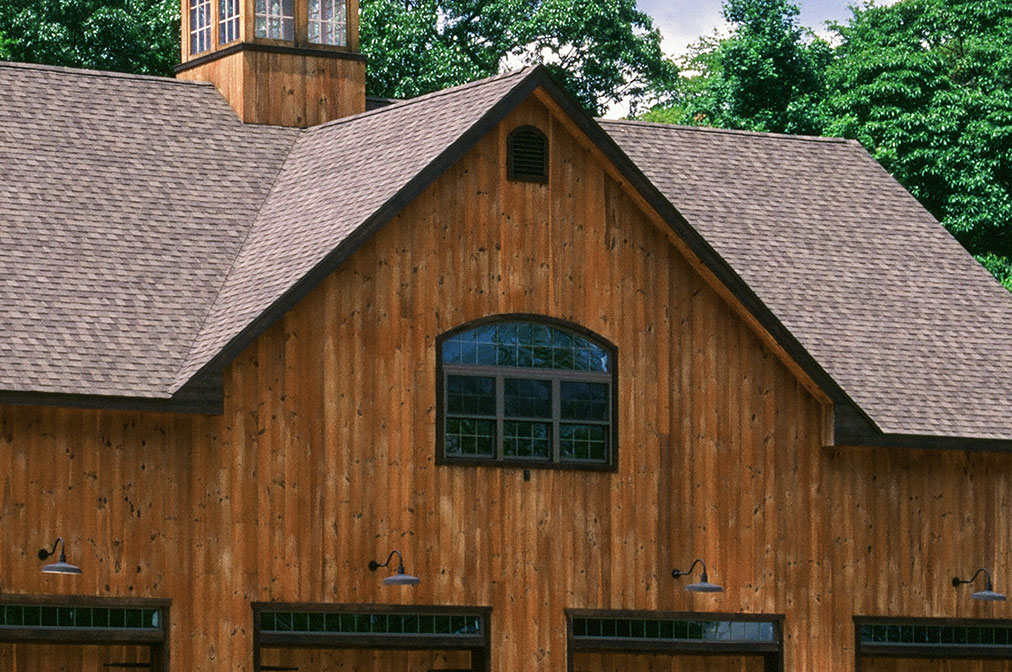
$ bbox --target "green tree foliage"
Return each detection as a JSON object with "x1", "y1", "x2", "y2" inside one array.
[
  {"x1": 0, "y1": 0, "x2": 179, "y2": 75},
  {"x1": 823, "y1": 0, "x2": 1012, "y2": 283},
  {"x1": 361, "y1": 0, "x2": 678, "y2": 115},
  {"x1": 642, "y1": 0, "x2": 830, "y2": 133},
  {"x1": 644, "y1": 0, "x2": 1012, "y2": 289},
  {"x1": 0, "y1": 0, "x2": 675, "y2": 115}
]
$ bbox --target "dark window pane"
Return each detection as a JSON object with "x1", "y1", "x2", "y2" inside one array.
[
  {"x1": 495, "y1": 323, "x2": 518, "y2": 366},
  {"x1": 531, "y1": 325, "x2": 553, "y2": 368},
  {"x1": 503, "y1": 421, "x2": 550, "y2": 458},
  {"x1": 446, "y1": 375, "x2": 495, "y2": 415},
  {"x1": 445, "y1": 418, "x2": 494, "y2": 457},
  {"x1": 560, "y1": 424, "x2": 608, "y2": 461},
  {"x1": 442, "y1": 321, "x2": 609, "y2": 372},
  {"x1": 561, "y1": 381, "x2": 609, "y2": 421},
  {"x1": 505, "y1": 378, "x2": 551, "y2": 418}
]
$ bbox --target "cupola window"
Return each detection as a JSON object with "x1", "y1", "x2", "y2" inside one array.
[
  {"x1": 309, "y1": 0, "x2": 348, "y2": 46},
  {"x1": 189, "y1": 0, "x2": 213, "y2": 54},
  {"x1": 507, "y1": 125, "x2": 548, "y2": 183},
  {"x1": 438, "y1": 318, "x2": 616, "y2": 470},
  {"x1": 219, "y1": 0, "x2": 241, "y2": 45},
  {"x1": 255, "y1": 0, "x2": 295, "y2": 40}
]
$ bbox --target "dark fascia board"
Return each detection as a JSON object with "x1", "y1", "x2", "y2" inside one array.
[
  {"x1": 173, "y1": 41, "x2": 367, "y2": 74},
  {"x1": 0, "y1": 374, "x2": 223, "y2": 415},
  {"x1": 832, "y1": 398, "x2": 1012, "y2": 452}
]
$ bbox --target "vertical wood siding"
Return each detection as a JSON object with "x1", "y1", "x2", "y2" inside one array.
[
  {"x1": 1, "y1": 96, "x2": 1011, "y2": 671},
  {"x1": 176, "y1": 49, "x2": 366, "y2": 126}
]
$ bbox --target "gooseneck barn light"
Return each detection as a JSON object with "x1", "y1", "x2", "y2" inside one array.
[
  {"x1": 953, "y1": 568, "x2": 1007, "y2": 601},
  {"x1": 672, "y1": 558, "x2": 723, "y2": 593},
  {"x1": 368, "y1": 550, "x2": 420, "y2": 586},
  {"x1": 38, "y1": 538, "x2": 82, "y2": 575}
]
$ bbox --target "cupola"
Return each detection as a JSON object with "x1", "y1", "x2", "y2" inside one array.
[{"x1": 174, "y1": 0, "x2": 366, "y2": 126}]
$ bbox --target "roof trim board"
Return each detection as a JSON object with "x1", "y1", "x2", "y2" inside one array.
[{"x1": 173, "y1": 41, "x2": 368, "y2": 75}]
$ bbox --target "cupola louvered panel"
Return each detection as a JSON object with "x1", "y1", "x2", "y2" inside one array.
[{"x1": 507, "y1": 125, "x2": 548, "y2": 182}]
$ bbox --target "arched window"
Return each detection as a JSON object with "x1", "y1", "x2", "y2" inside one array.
[
  {"x1": 507, "y1": 125, "x2": 548, "y2": 183},
  {"x1": 437, "y1": 317, "x2": 616, "y2": 470}
]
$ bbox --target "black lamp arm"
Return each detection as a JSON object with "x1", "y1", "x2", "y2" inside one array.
[
  {"x1": 38, "y1": 537, "x2": 66, "y2": 562},
  {"x1": 953, "y1": 567, "x2": 995, "y2": 589},
  {"x1": 672, "y1": 558, "x2": 708, "y2": 580},
  {"x1": 369, "y1": 550, "x2": 405, "y2": 572}
]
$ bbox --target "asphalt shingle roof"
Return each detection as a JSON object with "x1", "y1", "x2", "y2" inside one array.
[
  {"x1": 0, "y1": 62, "x2": 296, "y2": 397},
  {"x1": 602, "y1": 120, "x2": 1012, "y2": 440},
  {"x1": 1, "y1": 61, "x2": 1010, "y2": 442},
  {"x1": 174, "y1": 68, "x2": 532, "y2": 386}
]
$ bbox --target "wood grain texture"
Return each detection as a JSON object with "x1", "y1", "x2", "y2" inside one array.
[
  {"x1": 0, "y1": 644, "x2": 150, "y2": 672},
  {"x1": 862, "y1": 659, "x2": 1012, "y2": 672},
  {"x1": 261, "y1": 646, "x2": 472, "y2": 670},
  {"x1": 175, "y1": 48, "x2": 365, "y2": 126},
  {"x1": 573, "y1": 652, "x2": 765, "y2": 672},
  {"x1": 1, "y1": 95, "x2": 1011, "y2": 672}
]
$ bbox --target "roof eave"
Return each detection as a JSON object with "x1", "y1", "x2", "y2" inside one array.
[{"x1": 0, "y1": 374, "x2": 223, "y2": 415}]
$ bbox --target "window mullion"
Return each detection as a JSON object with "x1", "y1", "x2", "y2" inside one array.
[
  {"x1": 552, "y1": 376, "x2": 561, "y2": 462},
  {"x1": 496, "y1": 375, "x2": 504, "y2": 462}
]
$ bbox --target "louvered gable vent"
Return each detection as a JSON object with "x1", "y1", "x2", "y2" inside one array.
[{"x1": 507, "y1": 125, "x2": 548, "y2": 182}]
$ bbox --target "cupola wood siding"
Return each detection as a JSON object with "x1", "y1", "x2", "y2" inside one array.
[{"x1": 174, "y1": 0, "x2": 366, "y2": 126}]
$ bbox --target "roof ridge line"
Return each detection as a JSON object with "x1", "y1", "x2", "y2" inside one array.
[
  {"x1": 0, "y1": 60, "x2": 215, "y2": 87},
  {"x1": 305, "y1": 67, "x2": 534, "y2": 132},
  {"x1": 168, "y1": 131, "x2": 303, "y2": 393},
  {"x1": 598, "y1": 118, "x2": 849, "y2": 143}
]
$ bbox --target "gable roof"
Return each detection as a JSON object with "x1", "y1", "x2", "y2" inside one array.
[
  {"x1": 173, "y1": 68, "x2": 536, "y2": 389},
  {"x1": 602, "y1": 120, "x2": 1012, "y2": 444},
  {"x1": 1, "y1": 61, "x2": 1010, "y2": 446},
  {"x1": 0, "y1": 62, "x2": 296, "y2": 402}
]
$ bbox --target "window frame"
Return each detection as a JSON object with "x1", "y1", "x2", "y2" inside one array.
[
  {"x1": 188, "y1": 0, "x2": 214, "y2": 55},
  {"x1": 254, "y1": 0, "x2": 296, "y2": 41},
  {"x1": 218, "y1": 0, "x2": 241, "y2": 46},
  {"x1": 308, "y1": 0, "x2": 349, "y2": 46},
  {"x1": 0, "y1": 594, "x2": 170, "y2": 672},
  {"x1": 566, "y1": 609, "x2": 784, "y2": 672},
  {"x1": 252, "y1": 602, "x2": 491, "y2": 672},
  {"x1": 436, "y1": 315, "x2": 618, "y2": 472},
  {"x1": 853, "y1": 615, "x2": 1012, "y2": 668}
]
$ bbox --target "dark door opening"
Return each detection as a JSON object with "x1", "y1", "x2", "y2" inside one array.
[
  {"x1": 567, "y1": 610, "x2": 784, "y2": 672},
  {"x1": 855, "y1": 617, "x2": 1012, "y2": 672},
  {"x1": 0, "y1": 596, "x2": 170, "y2": 672},
  {"x1": 252, "y1": 603, "x2": 491, "y2": 672}
]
